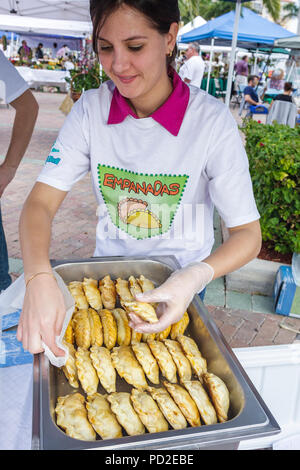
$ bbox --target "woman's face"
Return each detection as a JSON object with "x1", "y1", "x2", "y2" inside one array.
[{"x1": 96, "y1": 5, "x2": 177, "y2": 103}]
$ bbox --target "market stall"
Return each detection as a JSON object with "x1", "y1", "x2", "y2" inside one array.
[{"x1": 15, "y1": 66, "x2": 70, "y2": 92}]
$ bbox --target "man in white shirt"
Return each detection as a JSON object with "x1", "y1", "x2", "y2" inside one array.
[
  {"x1": 179, "y1": 42, "x2": 206, "y2": 88},
  {"x1": 0, "y1": 51, "x2": 39, "y2": 291}
]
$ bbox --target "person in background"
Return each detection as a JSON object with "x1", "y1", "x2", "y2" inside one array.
[
  {"x1": 0, "y1": 50, "x2": 39, "y2": 292},
  {"x1": 56, "y1": 44, "x2": 71, "y2": 60},
  {"x1": 269, "y1": 69, "x2": 284, "y2": 91},
  {"x1": 179, "y1": 42, "x2": 205, "y2": 88},
  {"x1": 52, "y1": 42, "x2": 58, "y2": 59},
  {"x1": 269, "y1": 82, "x2": 298, "y2": 111},
  {"x1": 35, "y1": 43, "x2": 44, "y2": 60},
  {"x1": 18, "y1": 40, "x2": 32, "y2": 61},
  {"x1": 234, "y1": 55, "x2": 249, "y2": 92},
  {"x1": 243, "y1": 75, "x2": 261, "y2": 106}
]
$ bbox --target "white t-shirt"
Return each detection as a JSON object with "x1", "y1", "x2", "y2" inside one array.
[
  {"x1": 0, "y1": 50, "x2": 29, "y2": 103},
  {"x1": 36, "y1": 81, "x2": 260, "y2": 267},
  {"x1": 179, "y1": 55, "x2": 206, "y2": 88}
]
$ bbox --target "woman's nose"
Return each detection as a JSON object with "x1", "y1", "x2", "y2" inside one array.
[{"x1": 112, "y1": 49, "x2": 130, "y2": 73}]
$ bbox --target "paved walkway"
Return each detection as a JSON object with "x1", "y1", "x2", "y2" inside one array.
[{"x1": 1, "y1": 91, "x2": 299, "y2": 348}]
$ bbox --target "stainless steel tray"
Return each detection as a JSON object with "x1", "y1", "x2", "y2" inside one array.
[{"x1": 32, "y1": 256, "x2": 280, "y2": 450}]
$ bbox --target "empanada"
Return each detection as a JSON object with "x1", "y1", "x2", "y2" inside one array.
[
  {"x1": 75, "y1": 347, "x2": 99, "y2": 395},
  {"x1": 86, "y1": 393, "x2": 122, "y2": 439},
  {"x1": 99, "y1": 275, "x2": 116, "y2": 310},
  {"x1": 128, "y1": 275, "x2": 143, "y2": 298},
  {"x1": 131, "y1": 342, "x2": 160, "y2": 385},
  {"x1": 68, "y1": 281, "x2": 89, "y2": 310},
  {"x1": 131, "y1": 389, "x2": 168, "y2": 433},
  {"x1": 112, "y1": 308, "x2": 131, "y2": 346},
  {"x1": 147, "y1": 386, "x2": 187, "y2": 430},
  {"x1": 137, "y1": 274, "x2": 155, "y2": 292},
  {"x1": 203, "y1": 372, "x2": 230, "y2": 423},
  {"x1": 131, "y1": 329, "x2": 142, "y2": 344},
  {"x1": 142, "y1": 333, "x2": 156, "y2": 343},
  {"x1": 182, "y1": 380, "x2": 217, "y2": 425},
  {"x1": 147, "y1": 341, "x2": 177, "y2": 383},
  {"x1": 123, "y1": 301, "x2": 158, "y2": 324},
  {"x1": 82, "y1": 277, "x2": 102, "y2": 311},
  {"x1": 115, "y1": 278, "x2": 133, "y2": 305},
  {"x1": 111, "y1": 345, "x2": 148, "y2": 389},
  {"x1": 99, "y1": 309, "x2": 117, "y2": 350},
  {"x1": 163, "y1": 339, "x2": 192, "y2": 382},
  {"x1": 163, "y1": 381, "x2": 201, "y2": 427},
  {"x1": 107, "y1": 392, "x2": 145, "y2": 436},
  {"x1": 64, "y1": 320, "x2": 74, "y2": 344},
  {"x1": 62, "y1": 342, "x2": 79, "y2": 388},
  {"x1": 90, "y1": 345, "x2": 116, "y2": 393},
  {"x1": 177, "y1": 335, "x2": 207, "y2": 380},
  {"x1": 72, "y1": 309, "x2": 91, "y2": 349},
  {"x1": 88, "y1": 308, "x2": 103, "y2": 346},
  {"x1": 156, "y1": 325, "x2": 171, "y2": 341},
  {"x1": 170, "y1": 311, "x2": 189, "y2": 339},
  {"x1": 55, "y1": 393, "x2": 96, "y2": 441}
]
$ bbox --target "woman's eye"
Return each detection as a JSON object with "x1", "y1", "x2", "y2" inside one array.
[
  {"x1": 128, "y1": 45, "x2": 143, "y2": 51},
  {"x1": 99, "y1": 45, "x2": 112, "y2": 51}
]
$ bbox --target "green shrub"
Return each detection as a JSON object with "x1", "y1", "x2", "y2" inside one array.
[{"x1": 241, "y1": 119, "x2": 300, "y2": 254}]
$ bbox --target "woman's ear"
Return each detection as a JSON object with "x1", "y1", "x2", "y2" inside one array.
[{"x1": 166, "y1": 22, "x2": 179, "y2": 53}]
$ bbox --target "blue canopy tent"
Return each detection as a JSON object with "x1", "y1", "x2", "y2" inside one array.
[{"x1": 180, "y1": 6, "x2": 296, "y2": 105}]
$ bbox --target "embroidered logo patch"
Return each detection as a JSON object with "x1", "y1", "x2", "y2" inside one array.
[{"x1": 97, "y1": 164, "x2": 189, "y2": 240}]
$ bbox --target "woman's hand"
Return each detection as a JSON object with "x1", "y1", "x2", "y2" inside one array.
[
  {"x1": 17, "y1": 274, "x2": 66, "y2": 356},
  {"x1": 128, "y1": 262, "x2": 214, "y2": 334}
]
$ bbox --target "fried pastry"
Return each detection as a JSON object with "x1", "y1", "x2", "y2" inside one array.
[
  {"x1": 147, "y1": 341, "x2": 177, "y2": 383},
  {"x1": 107, "y1": 392, "x2": 145, "y2": 436},
  {"x1": 115, "y1": 278, "x2": 133, "y2": 305},
  {"x1": 142, "y1": 333, "x2": 156, "y2": 342},
  {"x1": 112, "y1": 308, "x2": 131, "y2": 346},
  {"x1": 88, "y1": 308, "x2": 103, "y2": 346},
  {"x1": 72, "y1": 309, "x2": 91, "y2": 349},
  {"x1": 182, "y1": 380, "x2": 217, "y2": 425},
  {"x1": 62, "y1": 342, "x2": 79, "y2": 388},
  {"x1": 68, "y1": 281, "x2": 89, "y2": 310},
  {"x1": 137, "y1": 274, "x2": 155, "y2": 292},
  {"x1": 111, "y1": 345, "x2": 148, "y2": 389},
  {"x1": 55, "y1": 393, "x2": 96, "y2": 441},
  {"x1": 156, "y1": 325, "x2": 171, "y2": 341},
  {"x1": 131, "y1": 389, "x2": 169, "y2": 433},
  {"x1": 203, "y1": 372, "x2": 230, "y2": 423},
  {"x1": 131, "y1": 329, "x2": 142, "y2": 344},
  {"x1": 131, "y1": 342, "x2": 160, "y2": 385},
  {"x1": 170, "y1": 311, "x2": 189, "y2": 339},
  {"x1": 163, "y1": 381, "x2": 201, "y2": 427},
  {"x1": 123, "y1": 301, "x2": 158, "y2": 324},
  {"x1": 177, "y1": 335, "x2": 207, "y2": 380},
  {"x1": 147, "y1": 386, "x2": 187, "y2": 430},
  {"x1": 128, "y1": 275, "x2": 143, "y2": 298},
  {"x1": 99, "y1": 309, "x2": 117, "y2": 350},
  {"x1": 163, "y1": 339, "x2": 192, "y2": 382},
  {"x1": 64, "y1": 319, "x2": 74, "y2": 345},
  {"x1": 75, "y1": 347, "x2": 99, "y2": 395},
  {"x1": 99, "y1": 275, "x2": 116, "y2": 310},
  {"x1": 86, "y1": 393, "x2": 122, "y2": 439},
  {"x1": 82, "y1": 277, "x2": 102, "y2": 311},
  {"x1": 90, "y1": 345, "x2": 116, "y2": 393}
]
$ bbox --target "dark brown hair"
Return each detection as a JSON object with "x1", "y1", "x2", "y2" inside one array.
[
  {"x1": 284, "y1": 81, "x2": 293, "y2": 92},
  {"x1": 90, "y1": 0, "x2": 180, "y2": 65}
]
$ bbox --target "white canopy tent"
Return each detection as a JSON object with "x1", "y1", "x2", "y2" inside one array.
[
  {"x1": 177, "y1": 16, "x2": 206, "y2": 42},
  {"x1": 0, "y1": 0, "x2": 91, "y2": 21}
]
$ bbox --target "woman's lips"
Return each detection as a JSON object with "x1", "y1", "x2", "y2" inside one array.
[{"x1": 116, "y1": 75, "x2": 137, "y2": 84}]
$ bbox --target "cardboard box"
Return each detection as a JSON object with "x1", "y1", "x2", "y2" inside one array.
[{"x1": 274, "y1": 266, "x2": 300, "y2": 318}]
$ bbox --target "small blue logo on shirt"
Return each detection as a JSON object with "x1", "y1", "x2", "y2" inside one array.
[{"x1": 46, "y1": 146, "x2": 61, "y2": 165}]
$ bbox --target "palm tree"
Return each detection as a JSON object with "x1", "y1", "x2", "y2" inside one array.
[
  {"x1": 281, "y1": 1, "x2": 299, "y2": 22},
  {"x1": 179, "y1": 0, "x2": 281, "y2": 24}
]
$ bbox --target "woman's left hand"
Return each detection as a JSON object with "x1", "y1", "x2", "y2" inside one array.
[{"x1": 128, "y1": 262, "x2": 214, "y2": 334}]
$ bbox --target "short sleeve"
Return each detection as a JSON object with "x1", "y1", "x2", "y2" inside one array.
[
  {"x1": 36, "y1": 95, "x2": 90, "y2": 192},
  {"x1": 205, "y1": 106, "x2": 260, "y2": 228},
  {"x1": 0, "y1": 51, "x2": 29, "y2": 103}
]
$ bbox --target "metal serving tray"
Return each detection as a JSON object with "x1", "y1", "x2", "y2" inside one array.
[{"x1": 32, "y1": 256, "x2": 280, "y2": 450}]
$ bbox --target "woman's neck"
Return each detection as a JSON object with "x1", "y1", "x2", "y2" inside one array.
[{"x1": 127, "y1": 72, "x2": 173, "y2": 118}]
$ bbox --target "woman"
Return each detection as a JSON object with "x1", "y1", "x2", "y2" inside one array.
[{"x1": 17, "y1": 0, "x2": 261, "y2": 356}]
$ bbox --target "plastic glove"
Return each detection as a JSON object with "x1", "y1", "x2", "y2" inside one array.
[{"x1": 128, "y1": 262, "x2": 214, "y2": 334}]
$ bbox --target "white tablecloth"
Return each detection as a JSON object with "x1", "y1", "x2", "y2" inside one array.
[{"x1": 15, "y1": 67, "x2": 70, "y2": 92}]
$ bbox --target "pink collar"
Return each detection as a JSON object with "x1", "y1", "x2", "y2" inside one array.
[{"x1": 107, "y1": 67, "x2": 190, "y2": 136}]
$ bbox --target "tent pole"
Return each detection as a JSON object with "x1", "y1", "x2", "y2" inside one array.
[
  {"x1": 225, "y1": 0, "x2": 242, "y2": 107},
  {"x1": 206, "y1": 37, "x2": 214, "y2": 92}
]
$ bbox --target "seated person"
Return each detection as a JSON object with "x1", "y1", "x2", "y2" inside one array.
[
  {"x1": 243, "y1": 75, "x2": 261, "y2": 106},
  {"x1": 269, "y1": 81, "x2": 299, "y2": 114}
]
